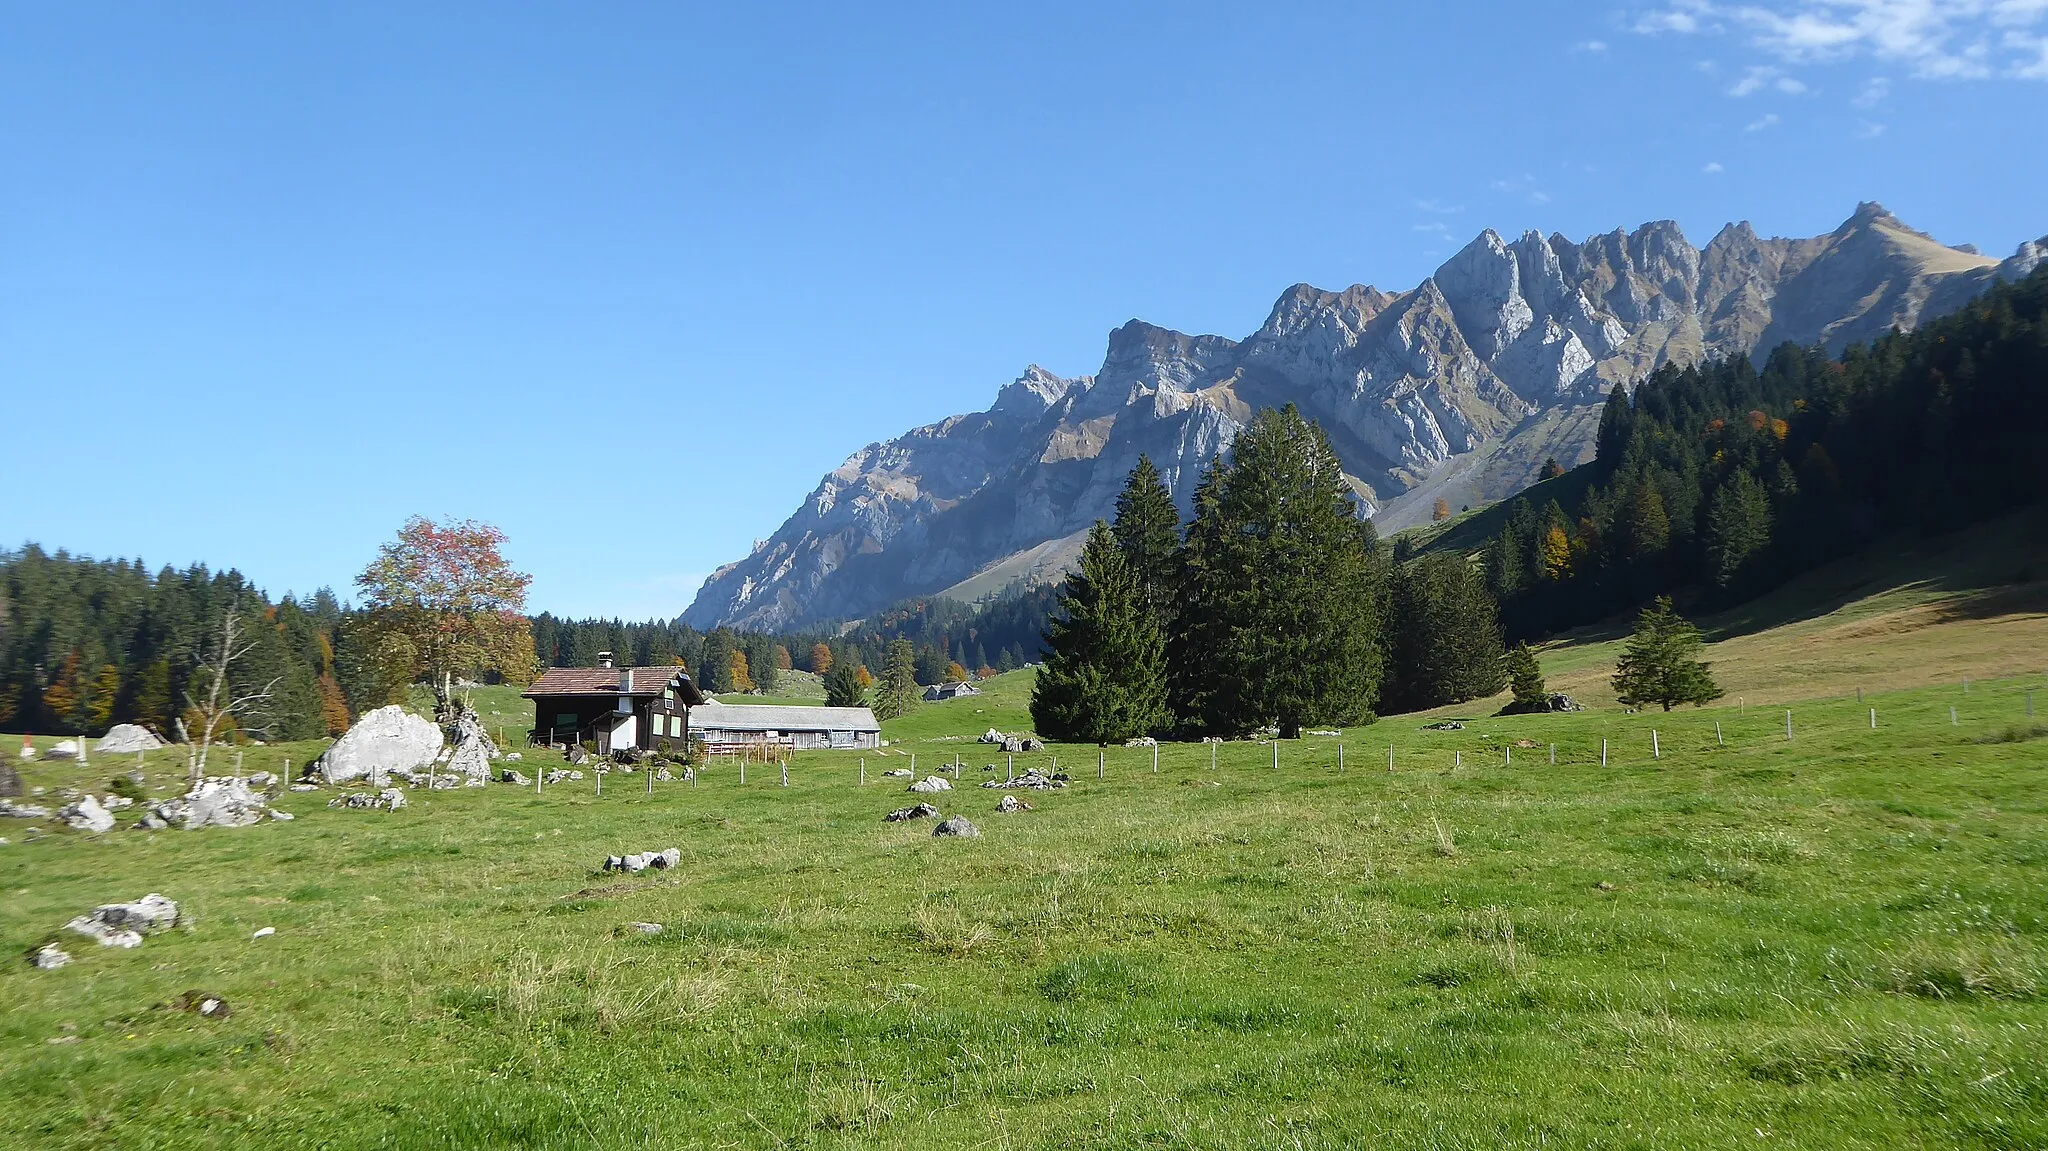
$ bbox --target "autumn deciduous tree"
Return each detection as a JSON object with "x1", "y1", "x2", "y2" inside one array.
[
  {"x1": 729, "y1": 649, "x2": 755, "y2": 693},
  {"x1": 773, "y1": 645, "x2": 793, "y2": 671},
  {"x1": 944, "y1": 661, "x2": 969, "y2": 683},
  {"x1": 354, "y1": 517, "x2": 537, "y2": 706},
  {"x1": 86, "y1": 663, "x2": 122, "y2": 732},
  {"x1": 1431, "y1": 497, "x2": 1451, "y2": 523},
  {"x1": 41, "y1": 653, "x2": 82, "y2": 734},
  {"x1": 809, "y1": 643, "x2": 833, "y2": 675}
]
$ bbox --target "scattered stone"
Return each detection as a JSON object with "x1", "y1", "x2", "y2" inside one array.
[
  {"x1": 627, "y1": 921, "x2": 664, "y2": 935},
  {"x1": 979, "y1": 729, "x2": 1004, "y2": 745},
  {"x1": 602, "y1": 847, "x2": 681, "y2": 873},
  {"x1": 177, "y1": 990, "x2": 231, "y2": 1020},
  {"x1": 500, "y1": 769, "x2": 531, "y2": 786},
  {"x1": 313, "y1": 705, "x2": 446, "y2": 786},
  {"x1": 1594, "y1": 881, "x2": 1615, "y2": 892},
  {"x1": 1, "y1": 801, "x2": 53, "y2": 819},
  {"x1": 1307, "y1": 729, "x2": 1343, "y2": 737},
  {"x1": 543, "y1": 769, "x2": 585, "y2": 784},
  {"x1": 978, "y1": 768, "x2": 1066, "y2": 790},
  {"x1": 444, "y1": 734, "x2": 494, "y2": 783},
  {"x1": 1021, "y1": 738, "x2": 1044, "y2": 752},
  {"x1": 289, "y1": 783, "x2": 319, "y2": 793},
  {"x1": 1513, "y1": 739, "x2": 1538, "y2": 749},
  {"x1": 45, "y1": 740, "x2": 80, "y2": 761},
  {"x1": 252, "y1": 927, "x2": 275, "y2": 939},
  {"x1": 932, "y1": 817, "x2": 980, "y2": 838},
  {"x1": 1500, "y1": 693, "x2": 1586, "y2": 716},
  {"x1": 327, "y1": 788, "x2": 407, "y2": 812},
  {"x1": 245, "y1": 771, "x2": 277, "y2": 788},
  {"x1": 96, "y1": 724, "x2": 165, "y2": 754},
  {"x1": 1124, "y1": 736, "x2": 1158, "y2": 748},
  {"x1": 136, "y1": 778, "x2": 273, "y2": 830},
  {"x1": 907, "y1": 775, "x2": 952, "y2": 793},
  {"x1": 1421, "y1": 720, "x2": 1465, "y2": 731},
  {"x1": 881, "y1": 768, "x2": 913, "y2": 778},
  {"x1": 65, "y1": 894, "x2": 179, "y2": 949},
  {"x1": 427, "y1": 775, "x2": 462, "y2": 790},
  {"x1": 59, "y1": 795, "x2": 116, "y2": 835},
  {"x1": 885, "y1": 803, "x2": 941, "y2": 822},
  {"x1": 268, "y1": 809, "x2": 294, "y2": 821},
  {"x1": 1001, "y1": 736, "x2": 1025, "y2": 754},
  {"x1": 101, "y1": 795, "x2": 135, "y2": 811},
  {"x1": 29, "y1": 943, "x2": 71, "y2": 969},
  {"x1": 505, "y1": 752, "x2": 523, "y2": 761},
  {"x1": 995, "y1": 794, "x2": 1031, "y2": 814}
]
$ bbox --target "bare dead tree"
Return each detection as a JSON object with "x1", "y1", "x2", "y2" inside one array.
[{"x1": 183, "y1": 597, "x2": 281, "y2": 786}]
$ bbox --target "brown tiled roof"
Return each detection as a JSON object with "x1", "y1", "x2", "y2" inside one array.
[{"x1": 523, "y1": 666, "x2": 705, "y2": 705}]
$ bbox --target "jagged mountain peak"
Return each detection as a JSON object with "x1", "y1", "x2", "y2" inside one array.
[{"x1": 684, "y1": 204, "x2": 2030, "y2": 631}]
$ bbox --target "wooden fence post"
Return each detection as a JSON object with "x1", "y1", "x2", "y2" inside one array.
[
  {"x1": 1601, "y1": 738, "x2": 1608, "y2": 767},
  {"x1": 1652, "y1": 730, "x2": 1660, "y2": 759},
  {"x1": 1098, "y1": 750, "x2": 1104, "y2": 781},
  {"x1": 1786, "y1": 711, "x2": 1794, "y2": 741}
]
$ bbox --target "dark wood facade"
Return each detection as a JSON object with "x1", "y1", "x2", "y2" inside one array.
[{"x1": 522, "y1": 662, "x2": 706, "y2": 754}]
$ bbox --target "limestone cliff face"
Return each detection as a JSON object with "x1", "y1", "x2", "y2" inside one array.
[{"x1": 685, "y1": 204, "x2": 2040, "y2": 631}]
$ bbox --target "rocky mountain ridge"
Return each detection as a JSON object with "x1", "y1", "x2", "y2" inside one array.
[{"x1": 686, "y1": 204, "x2": 2045, "y2": 632}]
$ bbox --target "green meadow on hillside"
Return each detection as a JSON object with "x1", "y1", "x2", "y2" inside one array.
[{"x1": 4, "y1": 651, "x2": 2046, "y2": 1148}]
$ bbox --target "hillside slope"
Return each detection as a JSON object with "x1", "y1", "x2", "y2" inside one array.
[{"x1": 688, "y1": 205, "x2": 2045, "y2": 631}]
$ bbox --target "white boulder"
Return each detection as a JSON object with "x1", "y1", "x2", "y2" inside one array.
[
  {"x1": 59, "y1": 795, "x2": 115, "y2": 834},
  {"x1": 314, "y1": 706, "x2": 444, "y2": 786},
  {"x1": 44, "y1": 741, "x2": 80, "y2": 761},
  {"x1": 97, "y1": 725, "x2": 165, "y2": 754},
  {"x1": 66, "y1": 894, "x2": 179, "y2": 948},
  {"x1": 907, "y1": 776, "x2": 952, "y2": 793},
  {"x1": 139, "y1": 778, "x2": 271, "y2": 830}
]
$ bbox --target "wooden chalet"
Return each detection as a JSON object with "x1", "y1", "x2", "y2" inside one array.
[{"x1": 522, "y1": 653, "x2": 706, "y2": 754}]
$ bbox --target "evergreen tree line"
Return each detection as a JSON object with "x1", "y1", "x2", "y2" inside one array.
[
  {"x1": 1032, "y1": 406, "x2": 1516, "y2": 743},
  {"x1": 0, "y1": 546, "x2": 351, "y2": 740},
  {"x1": 1475, "y1": 265, "x2": 2048, "y2": 641}
]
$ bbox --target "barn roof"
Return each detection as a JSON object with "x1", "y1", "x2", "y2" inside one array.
[
  {"x1": 688, "y1": 701, "x2": 880, "y2": 733},
  {"x1": 523, "y1": 666, "x2": 706, "y2": 705}
]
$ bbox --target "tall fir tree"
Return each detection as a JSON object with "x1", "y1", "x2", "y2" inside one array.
[
  {"x1": 1171, "y1": 406, "x2": 1382, "y2": 737},
  {"x1": 1111, "y1": 455, "x2": 1182, "y2": 626},
  {"x1": 874, "y1": 638, "x2": 921, "y2": 720},
  {"x1": 1385, "y1": 553, "x2": 1507, "y2": 712},
  {"x1": 1030, "y1": 521, "x2": 1170, "y2": 743},
  {"x1": 1705, "y1": 471, "x2": 1772, "y2": 591},
  {"x1": 823, "y1": 658, "x2": 868, "y2": 708},
  {"x1": 1612, "y1": 596, "x2": 1724, "y2": 712},
  {"x1": 1505, "y1": 643, "x2": 1547, "y2": 711}
]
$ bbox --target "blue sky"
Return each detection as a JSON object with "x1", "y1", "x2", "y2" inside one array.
[{"x1": 4, "y1": 1, "x2": 2042, "y2": 620}]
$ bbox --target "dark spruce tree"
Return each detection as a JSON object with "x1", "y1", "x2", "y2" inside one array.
[
  {"x1": 1504, "y1": 643, "x2": 1547, "y2": 713},
  {"x1": 1172, "y1": 406, "x2": 1382, "y2": 737},
  {"x1": 1384, "y1": 551, "x2": 1506, "y2": 713},
  {"x1": 1612, "y1": 596, "x2": 1723, "y2": 712},
  {"x1": 1030, "y1": 521, "x2": 1169, "y2": 744},
  {"x1": 823, "y1": 658, "x2": 868, "y2": 708},
  {"x1": 1111, "y1": 455, "x2": 1182, "y2": 626}
]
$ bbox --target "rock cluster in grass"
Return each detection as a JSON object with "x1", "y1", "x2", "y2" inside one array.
[
  {"x1": 58, "y1": 795, "x2": 115, "y2": 834},
  {"x1": 1, "y1": 800, "x2": 53, "y2": 819},
  {"x1": 28, "y1": 942, "x2": 70, "y2": 969},
  {"x1": 1422, "y1": 720, "x2": 1466, "y2": 731},
  {"x1": 96, "y1": 724, "x2": 165, "y2": 753},
  {"x1": 544, "y1": 769, "x2": 585, "y2": 784},
  {"x1": 500, "y1": 768, "x2": 531, "y2": 786},
  {"x1": 996, "y1": 794, "x2": 1032, "y2": 814},
  {"x1": 932, "y1": 817, "x2": 980, "y2": 838},
  {"x1": 979, "y1": 768, "x2": 1066, "y2": 790},
  {"x1": 1498, "y1": 693, "x2": 1586, "y2": 716},
  {"x1": 313, "y1": 705, "x2": 445, "y2": 786},
  {"x1": 134, "y1": 777, "x2": 281, "y2": 831},
  {"x1": 65, "y1": 893, "x2": 180, "y2": 949},
  {"x1": 327, "y1": 788, "x2": 407, "y2": 812},
  {"x1": 885, "y1": 802, "x2": 941, "y2": 822},
  {"x1": 603, "y1": 848, "x2": 680, "y2": 872},
  {"x1": 907, "y1": 775, "x2": 952, "y2": 793}
]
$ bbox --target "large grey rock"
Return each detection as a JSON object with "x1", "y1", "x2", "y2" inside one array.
[
  {"x1": 29, "y1": 943, "x2": 71, "y2": 969},
  {"x1": 907, "y1": 776, "x2": 952, "y2": 793},
  {"x1": 44, "y1": 740, "x2": 80, "y2": 761},
  {"x1": 314, "y1": 706, "x2": 444, "y2": 786},
  {"x1": 885, "y1": 802, "x2": 941, "y2": 822},
  {"x1": 59, "y1": 795, "x2": 115, "y2": 834},
  {"x1": 66, "y1": 893, "x2": 179, "y2": 948},
  {"x1": 96, "y1": 725, "x2": 165, "y2": 754},
  {"x1": 932, "y1": 817, "x2": 981, "y2": 838}
]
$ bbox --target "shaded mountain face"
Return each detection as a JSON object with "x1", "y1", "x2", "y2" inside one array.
[{"x1": 686, "y1": 204, "x2": 2042, "y2": 632}]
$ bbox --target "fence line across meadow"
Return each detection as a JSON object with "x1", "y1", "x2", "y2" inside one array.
[{"x1": 499, "y1": 672, "x2": 2047, "y2": 800}]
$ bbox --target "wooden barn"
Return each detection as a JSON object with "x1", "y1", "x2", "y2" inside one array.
[
  {"x1": 522, "y1": 653, "x2": 706, "y2": 754},
  {"x1": 687, "y1": 701, "x2": 881, "y2": 753}
]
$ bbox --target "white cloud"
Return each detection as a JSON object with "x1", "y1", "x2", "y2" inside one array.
[
  {"x1": 1491, "y1": 174, "x2": 1552, "y2": 205},
  {"x1": 1413, "y1": 198, "x2": 1465, "y2": 215},
  {"x1": 1728, "y1": 63, "x2": 1812, "y2": 94},
  {"x1": 1575, "y1": 39, "x2": 1611, "y2": 52},
  {"x1": 1746, "y1": 111, "x2": 1783, "y2": 129},
  {"x1": 1854, "y1": 118, "x2": 1889, "y2": 137},
  {"x1": 1628, "y1": 1, "x2": 2048, "y2": 80},
  {"x1": 1413, "y1": 222, "x2": 1455, "y2": 239},
  {"x1": 1852, "y1": 74, "x2": 1892, "y2": 105},
  {"x1": 1702, "y1": 160, "x2": 1726, "y2": 172}
]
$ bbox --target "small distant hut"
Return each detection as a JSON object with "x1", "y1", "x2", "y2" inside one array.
[{"x1": 921, "y1": 680, "x2": 981, "y2": 702}]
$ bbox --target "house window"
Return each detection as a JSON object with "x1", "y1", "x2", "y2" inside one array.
[
  {"x1": 664, "y1": 688, "x2": 674, "y2": 702},
  {"x1": 554, "y1": 713, "x2": 578, "y2": 729},
  {"x1": 671, "y1": 715, "x2": 683, "y2": 737}
]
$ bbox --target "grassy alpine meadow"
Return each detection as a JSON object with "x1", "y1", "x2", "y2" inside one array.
[{"x1": 4, "y1": 666, "x2": 2048, "y2": 1149}]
